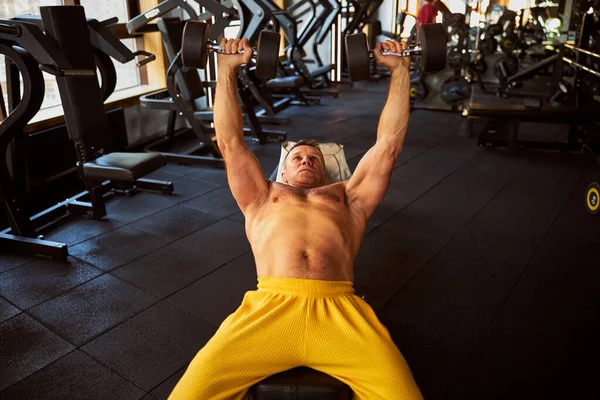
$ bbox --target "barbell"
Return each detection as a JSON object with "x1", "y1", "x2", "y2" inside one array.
[
  {"x1": 344, "y1": 23, "x2": 447, "y2": 82},
  {"x1": 181, "y1": 20, "x2": 281, "y2": 80}
]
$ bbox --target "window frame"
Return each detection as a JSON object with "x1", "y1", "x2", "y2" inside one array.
[{"x1": 0, "y1": 0, "x2": 167, "y2": 129}]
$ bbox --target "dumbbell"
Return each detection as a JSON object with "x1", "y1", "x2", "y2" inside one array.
[
  {"x1": 344, "y1": 23, "x2": 447, "y2": 82},
  {"x1": 181, "y1": 21, "x2": 281, "y2": 79}
]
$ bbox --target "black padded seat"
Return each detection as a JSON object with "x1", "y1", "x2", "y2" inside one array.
[
  {"x1": 250, "y1": 367, "x2": 351, "y2": 400},
  {"x1": 83, "y1": 152, "x2": 167, "y2": 182},
  {"x1": 310, "y1": 64, "x2": 335, "y2": 79},
  {"x1": 194, "y1": 110, "x2": 216, "y2": 121},
  {"x1": 267, "y1": 75, "x2": 304, "y2": 89}
]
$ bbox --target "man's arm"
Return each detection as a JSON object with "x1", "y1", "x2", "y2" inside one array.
[
  {"x1": 214, "y1": 38, "x2": 270, "y2": 215},
  {"x1": 345, "y1": 40, "x2": 410, "y2": 220}
]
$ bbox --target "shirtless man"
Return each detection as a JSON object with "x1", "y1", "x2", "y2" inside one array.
[{"x1": 168, "y1": 36, "x2": 423, "y2": 400}]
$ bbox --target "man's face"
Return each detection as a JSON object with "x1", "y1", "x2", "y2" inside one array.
[{"x1": 281, "y1": 145, "x2": 327, "y2": 188}]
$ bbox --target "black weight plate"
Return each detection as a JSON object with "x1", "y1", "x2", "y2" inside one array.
[
  {"x1": 447, "y1": 47, "x2": 468, "y2": 69},
  {"x1": 345, "y1": 33, "x2": 371, "y2": 82},
  {"x1": 585, "y1": 182, "x2": 600, "y2": 215},
  {"x1": 500, "y1": 34, "x2": 518, "y2": 54},
  {"x1": 493, "y1": 56, "x2": 519, "y2": 80},
  {"x1": 420, "y1": 23, "x2": 447, "y2": 72},
  {"x1": 471, "y1": 58, "x2": 487, "y2": 74},
  {"x1": 409, "y1": 81, "x2": 428, "y2": 102},
  {"x1": 488, "y1": 24, "x2": 502, "y2": 36},
  {"x1": 256, "y1": 30, "x2": 281, "y2": 79},
  {"x1": 479, "y1": 37, "x2": 497, "y2": 56},
  {"x1": 440, "y1": 75, "x2": 471, "y2": 105},
  {"x1": 182, "y1": 20, "x2": 210, "y2": 69}
]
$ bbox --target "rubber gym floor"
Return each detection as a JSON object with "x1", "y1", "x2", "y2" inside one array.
[{"x1": 1, "y1": 81, "x2": 599, "y2": 400}]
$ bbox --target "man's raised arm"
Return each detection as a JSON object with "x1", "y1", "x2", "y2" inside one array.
[
  {"x1": 214, "y1": 38, "x2": 270, "y2": 215},
  {"x1": 345, "y1": 40, "x2": 411, "y2": 220}
]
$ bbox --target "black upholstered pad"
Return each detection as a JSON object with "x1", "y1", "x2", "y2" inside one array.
[
  {"x1": 250, "y1": 367, "x2": 351, "y2": 400},
  {"x1": 267, "y1": 75, "x2": 304, "y2": 89},
  {"x1": 310, "y1": 64, "x2": 334, "y2": 78},
  {"x1": 83, "y1": 152, "x2": 167, "y2": 182}
]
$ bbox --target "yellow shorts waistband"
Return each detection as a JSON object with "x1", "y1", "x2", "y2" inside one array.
[{"x1": 257, "y1": 277, "x2": 354, "y2": 297}]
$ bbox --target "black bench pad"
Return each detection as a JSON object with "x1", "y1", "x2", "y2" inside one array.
[
  {"x1": 250, "y1": 367, "x2": 351, "y2": 400},
  {"x1": 84, "y1": 152, "x2": 166, "y2": 182},
  {"x1": 267, "y1": 75, "x2": 305, "y2": 89},
  {"x1": 310, "y1": 64, "x2": 335, "y2": 78}
]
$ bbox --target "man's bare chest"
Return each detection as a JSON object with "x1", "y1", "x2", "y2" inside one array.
[{"x1": 268, "y1": 182, "x2": 349, "y2": 208}]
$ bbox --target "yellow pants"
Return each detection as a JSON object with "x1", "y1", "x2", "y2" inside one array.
[{"x1": 169, "y1": 277, "x2": 423, "y2": 399}]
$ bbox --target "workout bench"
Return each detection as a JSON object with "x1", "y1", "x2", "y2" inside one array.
[
  {"x1": 464, "y1": 102, "x2": 598, "y2": 150},
  {"x1": 250, "y1": 367, "x2": 351, "y2": 399}
]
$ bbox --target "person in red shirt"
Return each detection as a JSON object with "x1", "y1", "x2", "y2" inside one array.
[{"x1": 416, "y1": 0, "x2": 438, "y2": 33}]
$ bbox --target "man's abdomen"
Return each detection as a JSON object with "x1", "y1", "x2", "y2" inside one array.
[{"x1": 250, "y1": 207, "x2": 356, "y2": 280}]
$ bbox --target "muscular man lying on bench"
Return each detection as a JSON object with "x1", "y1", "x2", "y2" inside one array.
[{"x1": 169, "y1": 36, "x2": 424, "y2": 399}]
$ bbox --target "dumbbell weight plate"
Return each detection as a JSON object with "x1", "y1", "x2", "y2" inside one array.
[
  {"x1": 500, "y1": 34, "x2": 518, "y2": 54},
  {"x1": 585, "y1": 182, "x2": 600, "y2": 215},
  {"x1": 182, "y1": 21, "x2": 281, "y2": 80},
  {"x1": 182, "y1": 20, "x2": 210, "y2": 69},
  {"x1": 471, "y1": 57, "x2": 487, "y2": 74},
  {"x1": 255, "y1": 30, "x2": 280, "y2": 79},
  {"x1": 419, "y1": 23, "x2": 447, "y2": 72},
  {"x1": 488, "y1": 24, "x2": 502, "y2": 36},
  {"x1": 409, "y1": 81, "x2": 428, "y2": 102},
  {"x1": 345, "y1": 23, "x2": 447, "y2": 82},
  {"x1": 345, "y1": 33, "x2": 371, "y2": 82},
  {"x1": 447, "y1": 47, "x2": 468, "y2": 69},
  {"x1": 479, "y1": 38, "x2": 497, "y2": 56},
  {"x1": 493, "y1": 56, "x2": 519, "y2": 81},
  {"x1": 440, "y1": 76, "x2": 471, "y2": 105}
]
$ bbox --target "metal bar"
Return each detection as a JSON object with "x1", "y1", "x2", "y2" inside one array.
[
  {"x1": 365, "y1": 43, "x2": 421, "y2": 61},
  {"x1": 206, "y1": 42, "x2": 259, "y2": 57},
  {"x1": 565, "y1": 43, "x2": 600, "y2": 60},
  {"x1": 0, "y1": 233, "x2": 68, "y2": 259},
  {"x1": 0, "y1": 22, "x2": 18, "y2": 36},
  {"x1": 562, "y1": 57, "x2": 600, "y2": 78}
]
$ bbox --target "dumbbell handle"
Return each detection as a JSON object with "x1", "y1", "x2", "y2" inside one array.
[
  {"x1": 369, "y1": 44, "x2": 422, "y2": 59},
  {"x1": 206, "y1": 42, "x2": 258, "y2": 57}
]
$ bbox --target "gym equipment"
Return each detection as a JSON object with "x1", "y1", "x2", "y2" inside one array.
[
  {"x1": 128, "y1": 1, "x2": 287, "y2": 166},
  {"x1": 40, "y1": 5, "x2": 173, "y2": 200},
  {"x1": 11, "y1": 14, "x2": 155, "y2": 101},
  {"x1": 471, "y1": 57, "x2": 488, "y2": 74},
  {"x1": 493, "y1": 55, "x2": 519, "y2": 81},
  {"x1": 440, "y1": 76, "x2": 471, "y2": 105},
  {"x1": 342, "y1": 0, "x2": 385, "y2": 38},
  {"x1": 0, "y1": 7, "x2": 173, "y2": 258},
  {"x1": 447, "y1": 46, "x2": 469, "y2": 69},
  {"x1": 181, "y1": 20, "x2": 280, "y2": 80},
  {"x1": 410, "y1": 80, "x2": 428, "y2": 102},
  {"x1": 499, "y1": 33, "x2": 518, "y2": 54},
  {"x1": 585, "y1": 183, "x2": 599, "y2": 215},
  {"x1": 344, "y1": 23, "x2": 447, "y2": 82},
  {"x1": 126, "y1": 0, "x2": 235, "y2": 39},
  {"x1": 0, "y1": 43, "x2": 68, "y2": 258},
  {"x1": 249, "y1": 367, "x2": 350, "y2": 399},
  {"x1": 563, "y1": 43, "x2": 600, "y2": 79},
  {"x1": 255, "y1": 0, "x2": 338, "y2": 94},
  {"x1": 280, "y1": 0, "x2": 339, "y2": 91},
  {"x1": 488, "y1": 23, "x2": 502, "y2": 36},
  {"x1": 478, "y1": 37, "x2": 496, "y2": 56}
]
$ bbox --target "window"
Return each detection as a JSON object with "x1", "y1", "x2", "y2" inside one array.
[
  {"x1": 79, "y1": 0, "x2": 141, "y2": 93},
  {"x1": 1, "y1": 1, "x2": 64, "y2": 111},
  {"x1": 1, "y1": 0, "x2": 143, "y2": 120}
]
